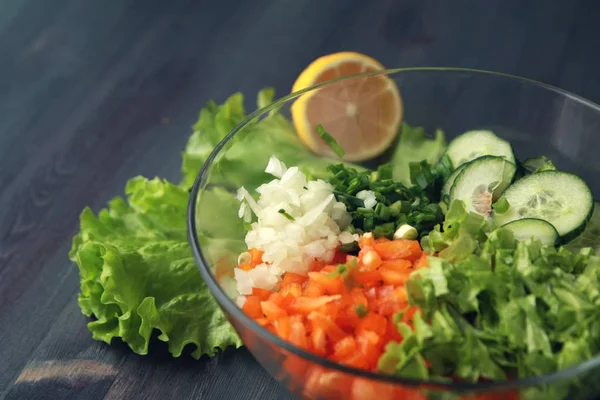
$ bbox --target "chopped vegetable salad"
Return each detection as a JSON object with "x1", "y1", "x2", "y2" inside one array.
[{"x1": 232, "y1": 126, "x2": 600, "y2": 400}]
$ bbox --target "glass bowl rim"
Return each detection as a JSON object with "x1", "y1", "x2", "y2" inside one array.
[{"x1": 188, "y1": 67, "x2": 600, "y2": 393}]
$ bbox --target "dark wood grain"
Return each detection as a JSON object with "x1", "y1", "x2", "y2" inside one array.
[{"x1": 1, "y1": 0, "x2": 600, "y2": 399}]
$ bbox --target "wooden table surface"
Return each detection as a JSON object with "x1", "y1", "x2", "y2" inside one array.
[{"x1": 2, "y1": 1, "x2": 600, "y2": 399}]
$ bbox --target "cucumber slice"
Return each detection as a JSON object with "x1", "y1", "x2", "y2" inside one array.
[
  {"x1": 501, "y1": 218, "x2": 558, "y2": 246},
  {"x1": 441, "y1": 163, "x2": 468, "y2": 203},
  {"x1": 493, "y1": 171, "x2": 594, "y2": 241},
  {"x1": 446, "y1": 130, "x2": 516, "y2": 168},
  {"x1": 449, "y1": 156, "x2": 517, "y2": 217}
]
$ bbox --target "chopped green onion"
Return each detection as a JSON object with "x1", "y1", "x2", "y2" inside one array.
[
  {"x1": 278, "y1": 209, "x2": 295, "y2": 221},
  {"x1": 326, "y1": 263, "x2": 349, "y2": 279},
  {"x1": 393, "y1": 224, "x2": 418, "y2": 240},
  {"x1": 373, "y1": 222, "x2": 395, "y2": 238},
  {"x1": 340, "y1": 241, "x2": 359, "y2": 253},
  {"x1": 355, "y1": 304, "x2": 368, "y2": 318},
  {"x1": 316, "y1": 124, "x2": 346, "y2": 158}
]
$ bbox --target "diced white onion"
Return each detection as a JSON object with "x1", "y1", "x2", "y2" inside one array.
[
  {"x1": 265, "y1": 155, "x2": 288, "y2": 178},
  {"x1": 233, "y1": 156, "x2": 354, "y2": 296},
  {"x1": 356, "y1": 190, "x2": 377, "y2": 210}
]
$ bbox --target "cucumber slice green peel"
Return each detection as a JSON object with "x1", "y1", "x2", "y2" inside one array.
[
  {"x1": 501, "y1": 218, "x2": 559, "y2": 246},
  {"x1": 441, "y1": 163, "x2": 468, "y2": 204},
  {"x1": 493, "y1": 171, "x2": 594, "y2": 242},
  {"x1": 449, "y1": 156, "x2": 516, "y2": 218},
  {"x1": 445, "y1": 130, "x2": 516, "y2": 169}
]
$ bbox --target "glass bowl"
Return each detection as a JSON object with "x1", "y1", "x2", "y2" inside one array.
[{"x1": 187, "y1": 68, "x2": 600, "y2": 400}]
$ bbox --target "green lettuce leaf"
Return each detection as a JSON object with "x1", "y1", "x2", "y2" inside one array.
[
  {"x1": 70, "y1": 178, "x2": 242, "y2": 358},
  {"x1": 384, "y1": 200, "x2": 600, "y2": 398},
  {"x1": 180, "y1": 88, "x2": 361, "y2": 192},
  {"x1": 392, "y1": 123, "x2": 447, "y2": 185}
]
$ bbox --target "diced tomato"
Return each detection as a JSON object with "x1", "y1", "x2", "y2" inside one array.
[
  {"x1": 308, "y1": 271, "x2": 345, "y2": 293},
  {"x1": 239, "y1": 235, "x2": 429, "y2": 377},
  {"x1": 288, "y1": 319, "x2": 308, "y2": 349},
  {"x1": 280, "y1": 282, "x2": 302, "y2": 298},
  {"x1": 310, "y1": 259, "x2": 328, "y2": 272},
  {"x1": 384, "y1": 317, "x2": 403, "y2": 343},
  {"x1": 350, "y1": 287, "x2": 368, "y2": 307},
  {"x1": 273, "y1": 316, "x2": 291, "y2": 340},
  {"x1": 376, "y1": 287, "x2": 409, "y2": 316},
  {"x1": 364, "y1": 287, "x2": 377, "y2": 300},
  {"x1": 332, "y1": 250, "x2": 348, "y2": 264},
  {"x1": 376, "y1": 285, "x2": 395, "y2": 299},
  {"x1": 282, "y1": 272, "x2": 308, "y2": 285},
  {"x1": 333, "y1": 336, "x2": 356, "y2": 359},
  {"x1": 356, "y1": 312, "x2": 388, "y2": 337},
  {"x1": 360, "y1": 249, "x2": 382, "y2": 269},
  {"x1": 380, "y1": 259, "x2": 412, "y2": 271},
  {"x1": 261, "y1": 301, "x2": 287, "y2": 320},
  {"x1": 339, "y1": 351, "x2": 369, "y2": 369},
  {"x1": 379, "y1": 268, "x2": 410, "y2": 285},
  {"x1": 335, "y1": 313, "x2": 360, "y2": 332},
  {"x1": 351, "y1": 270, "x2": 382, "y2": 286},
  {"x1": 356, "y1": 330, "x2": 382, "y2": 367},
  {"x1": 252, "y1": 287, "x2": 273, "y2": 301},
  {"x1": 318, "y1": 301, "x2": 345, "y2": 321},
  {"x1": 265, "y1": 323, "x2": 277, "y2": 335},
  {"x1": 290, "y1": 295, "x2": 342, "y2": 315},
  {"x1": 308, "y1": 312, "x2": 347, "y2": 342},
  {"x1": 238, "y1": 262, "x2": 254, "y2": 271},
  {"x1": 269, "y1": 292, "x2": 296, "y2": 310},
  {"x1": 373, "y1": 239, "x2": 422, "y2": 261},
  {"x1": 358, "y1": 232, "x2": 375, "y2": 248},
  {"x1": 242, "y1": 296, "x2": 263, "y2": 319},
  {"x1": 248, "y1": 248, "x2": 264, "y2": 265},
  {"x1": 414, "y1": 252, "x2": 429, "y2": 269},
  {"x1": 402, "y1": 306, "x2": 420, "y2": 322},
  {"x1": 303, "y1": 280, "x2": 325, "y2": 297},
  {"x1": 310, "y1": 327, "x2": 327, "y2": 356}
]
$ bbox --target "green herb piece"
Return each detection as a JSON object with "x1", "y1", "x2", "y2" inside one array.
[
  {"x1": 316, "y1": 124, "x2": 346, "y2": 158},
  {"x1": 326, "y1": 263, "x2": 350, "y2": 279},
  {"x1": 393, "y1": 224, "x2": 418, "y2": 240},
  {"x1": 327, "y1": 147, "x2": 446, "y2": 240},
  {"x1": 492, "y1": 197, "x2": 510, "y2": 214},
  {"x1": 278, "y1": 209, "x2": 295, "y2": 221},
  {"x1": 355, "y1": 304, "x2": 368, "y2": 318},
  {"x1": 340, "y1": 241, "x2": 359, "y2": 253}
]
